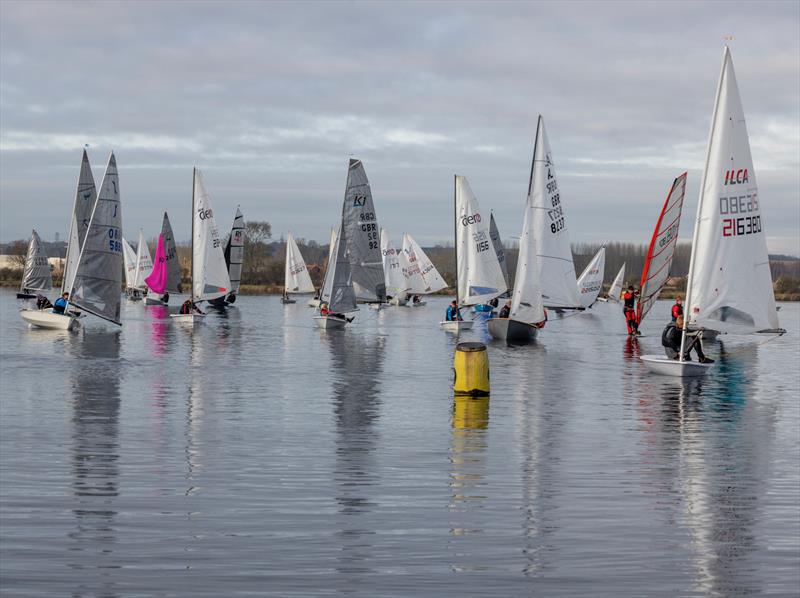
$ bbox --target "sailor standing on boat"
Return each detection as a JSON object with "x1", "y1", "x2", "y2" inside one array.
[{"x1": 623, "y1": 285, "x2": 640, "y2": 335}]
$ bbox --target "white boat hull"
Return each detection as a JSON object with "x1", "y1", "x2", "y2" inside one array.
[
  {"x1": 487, "y1": 318, "x2": 538, "y2": 342},
  {"x1": 389, "y1": 297, "x2": 408, "y2": 306},
  {"x1": 440, "y1": 320, "x2": 474, "y2": 333},
  {"x1": 410, "y1": 300, "x2": 426, "y2": 307},
  {"x1": 20, "y1": 309, "x2": 75, "y2": 330},
  {"x1": 281, "y1": 297, "x2": 297, "y2": 304},
  {"x1": 307, "y1": 298, "x2": 321, "y2": 308},
  {"x1": 314, "y1": 315, "x2": 348, "y2": 329},
  {"x1": 170, "y1": 313, "x2": 205, "y2": 324},
  {"x1": 640, "y1": 354, "x2": 713, "y2": 377}
]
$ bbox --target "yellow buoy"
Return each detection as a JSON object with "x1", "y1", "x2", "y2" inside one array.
[{"x1": 453, "y1": 342, "x2": 490, "y2": 396}]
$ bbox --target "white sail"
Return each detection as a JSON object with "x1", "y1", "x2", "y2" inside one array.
[
  {"x1": 192, "y1": 169, "x2": 231, "y2": 302},
  {"x1": 320, "y1": 228, "x2": 338, "y2": 301},
  {"x1": 20, "y1": 229, "x2": 52, "y2": 292},
  {"x1": 62, "y1": 150, "x2": 97, "y2": 293},
  {"x1": 69, "y1": 152, "x2": 123, "y2": 325},
  {"x1": 489, "y1": 213, "x2": 509, "y2": 291},
  {"x1": 342, "y1": 159, "x2": 385, "y2": 302},
  {"x1": 530, "y1": 117, "x2": 582, "y2": 309},
  {"x1": 327, "y1": 223, "x2": 357, "y2": 314},
  {"x1": 509, "y1": 141, "x2": 546, "y2": 325},
  {"x1": 637, "y1": 173, "x2": 688, "y2": 324},
  {"x1": 607, "y1": 263, "x2": 625, "y2": 302},
  {"x1": 381, "y1": 229, "x2": 408, "y2": 298},
  {"x1": 455, "y1": 175, "x2": 506, "y2": 306},
  {"x1": 400, "y1": 233, "x2": 428, "y2": 294},
  {"x1": 577, "y1": 246, "x2": 606, "y2": 308},
  {"x1": 133, "y1": 229, "x2": 153, "y2": 290},
  {"x1": 407, "y1": 234, "x2": 448, "y2": 294},
  {"x1": 122, "y1": 237, "x2": 137, "y2": 289},
  {"x1": 285, "y1": 232, "x2": 315, "y2": 294},
  {"x1": 688, "y1": 47, "x2": 779, "y2": 334},
  {"x1": 224, "y1": 207, "x2": 245, "y2": 295}
]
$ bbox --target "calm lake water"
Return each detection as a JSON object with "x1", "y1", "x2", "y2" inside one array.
[{"x1": 1, "y1": 288, "x2": 798, "y2": 597}]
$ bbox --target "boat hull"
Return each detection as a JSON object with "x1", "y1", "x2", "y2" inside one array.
[
  {"x1": 170, "y1": 313, "x2": 205, "y2": 324},
  {"x1": 281, "y1": 297, "x2": 297, "y2": 304},
  {"x1": 487, "y1": 318, "x2": 538, "y2": 342},
  {"x1": 440, "y1": 320, "x2": 474, "y2": 333},
  {"x1": 144, "y1": 297, "x2": 167, "y2": 306},
  {"x1": 640, "y1": 354, "x2": 713, "y2": 377},
  {"x1": 314, "y1": 315, "x2": 348, "y2": 329},
  {"x1": 20, "y1": 309, "x2": 75, "y2": 330},
  {"x1": 389, "y1": 297, "x2": 408, "y2": 306},
  {"x1": 410, "y1": 300, "x2": 427, "y2": 307},
  {"x1": 16, "y1": 292, "x2": 38, "y2": 300},
  {"x1": 307, "y1": 298, "x2": 321, "y2": 308}
]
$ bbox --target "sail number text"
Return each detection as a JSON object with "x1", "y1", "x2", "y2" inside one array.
[
  {"x1": 722, "y1": 216, "x2": 761, "y2": 237},
  {"x1": 546, "y1": 174, "x2": 564, "y2": 234},
  {"x1": 359, "y1": 212, "x2": 379, "y2": 249},
  {"x1": 720, "y1": 193, "x2": 761, "y2": 237},
  {"x1": 107, "y1": 228, "x2": 121, "y2": 252},
  {"x1": 473, "y1": 230, "x2": 490, "y2": 253}
]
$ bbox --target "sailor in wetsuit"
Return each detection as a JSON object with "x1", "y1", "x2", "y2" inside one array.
[{"x1": 623, "y1": 285, "x2": 640, "y2": 335}]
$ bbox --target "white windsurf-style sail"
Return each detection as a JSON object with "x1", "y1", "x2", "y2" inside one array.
[
  {"x1": 455, "y1": 175, "x2": 506, "y2": 306},
  {"x1": 285, "y1": 232, "x2": 315, "y2": 294},
  {"x1": 224, "y1": 207, "x2": 245, "y2": 296},
  {"x1": 607, "y1": 263, "x2": 626, "y2": 302},
  {"x1": 342, "y1": 159, "x2": 385, "y2": 302},
  {"x1": 69, "y1": 152, "x2": 123, "y2": 325},
  {"x1": 687, "y1": 47, "x2": 780, "y2": 335},
  {"x1": 20, "y1": 229, "x2": 53, "y2": 292},
  {"x1": 577, "y1": 246, "x2": 606, "y2": 309},
  {"x1": 637, "y1": 173, "x2": 688, "y2": 325},
  {"x1": 403, "y1": 233, "x2": 448, "y2": 294},
  {"x1": 62, "y1": 150, "x2": 97, "y2": 294},
  {"x1": 133, "y1": 229, "x2": 153, "y2": 290},
  {"x1": 192, "y1": 168, "x2": 231, "y2": 302},
  {"x1": 122, "y1": 237, "x2": 137, "y2": 289},
  {"x1": 489, "y1": 213, "x2": 509, "y2": 291},
  {"x1": 381, "y1": 229, "x2": 408, "y2": 298},
  {"x1": 530, "y1": 116, "x2": 582, "y2": 310}
]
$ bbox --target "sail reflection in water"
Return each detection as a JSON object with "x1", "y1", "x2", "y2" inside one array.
[
  {"x1": 324, "y1": 332, "x2": 385, "y2": 576},
  {"x1": 67, "y1": 329, "x2": 122, "y2": 596}
]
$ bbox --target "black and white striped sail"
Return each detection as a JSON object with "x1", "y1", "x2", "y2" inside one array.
[
  {"x1": 637, "y1": 173, "x2": 687, "y2": 324},
  {"x1": 455, "y1": 175, "x2": 506, "y2": 306},
  {"x1": 285, "y1": 232, "x2": 315, "y2": 294},
  {"x1": 576, "y1": 245, "x2": 606, "y2": 309},
  {"x1": 687, "y1": 47, "x2": 780, "y2": 334},
  {"x1": 192, "y1": 169, "x2": 231, "y2": 302},
  {"x1": 62, "y1": 150, "x2": 97, "y2": 293},
  {"x1": 489, "y1": 213, "x2": 509, "y2": 291},
  {"x1": 224, "y1": 207, "x2": 245, "y2": 294},
  {"x1": 132, "y1": 229, "x2": 153, "y2": 290},
  {"x1": 529, "y1": 117, "x2": 582, "y2": 309},
  {"x1": 20, "y1": 229, "x2": 52, "y2": 292},
  {"x1": 69, "y1": 152, "x2": 123, "y2": 325},
  {"x1": 342, "y1": 159, "x2": 385, "y2": 302},
  {"x1": 160, "y1": 212, "x2": 183, "y2": 293}
]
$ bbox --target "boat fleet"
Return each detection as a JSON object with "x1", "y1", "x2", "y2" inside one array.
[{"x1": 15, "y1": 47, "x2": 785, "y2": 377}]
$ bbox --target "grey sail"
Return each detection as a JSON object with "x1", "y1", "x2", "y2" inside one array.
[
  {"x1": 62, "y1": 149, "x2": 97, "y2": 293},
  {"x1": 160, "y1": 211, "x2": 183, "y2": 293},
  {"x1": 342, "y1": 159, "x2": 385, "y2": 302},
  {"x1": 20, "y1": 229, "x2": 52, "y2": 292},
  {"x1": 329, "y1": 221, "x2": 357, "y2": 314},
  {"x1": 224, "y1": 207, "x2": 245, "y2": 295},
  {"x1": 489, "y1": 213, "x2": 509, "y2": 291},
  {"x1": 69, "y1": 152, "x2": 123, "y2": 325}
]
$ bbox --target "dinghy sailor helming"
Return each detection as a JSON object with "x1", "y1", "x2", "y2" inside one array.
[
  {"x1": 671, "y1": 297, "x2": 683, "y2": 322},
  {"x1": 662, "y1": 315, "x2": 713, "y2": 363}
]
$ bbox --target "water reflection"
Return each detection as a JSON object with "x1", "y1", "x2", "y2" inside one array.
[
  {"x1": 147, "y1": 304, "x2": 173, "y2": 356},
  {"x1": 67, "y1": 329, "x2": 122, "y2": 597},
  {"x1": 324, "y1": 331, "x2": 385, "y2": 577},
  {"x1": 185, "y1": 331, "x2": 205, "y2": 496}
]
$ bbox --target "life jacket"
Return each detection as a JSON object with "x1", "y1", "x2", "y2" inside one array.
[
  {"x1": 623, "y1": 291, "x2": 636, "y2": 310},
  {"x1": 671, "y1": 303, "x2": 683, "y2": 320}
]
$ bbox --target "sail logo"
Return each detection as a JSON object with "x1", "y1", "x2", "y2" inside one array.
[
  {"x1": 461, "y1": 213, "x2": 481, "y2": 226},
  {"x1": 198, "y1": 208, "x2": 214, "y2": 220},
  {"x1": 352, "y1": 195, "x2": 367, "y2": 207},
  {"x1": 724, "y1": 168, "x2": 749, "y2": 185}
]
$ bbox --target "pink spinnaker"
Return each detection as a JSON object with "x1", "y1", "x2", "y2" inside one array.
[{"x1": 144, "y1": 234, "x2": 168, "y2": 294}]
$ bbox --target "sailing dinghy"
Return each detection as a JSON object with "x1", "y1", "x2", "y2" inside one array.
[
  {"x1": 314, "y1": 226, "x2": 356, "y2": 330},
  {"x1": 282, "y1": 232, "x2": 315, "y2": 304},
  {"x1": 21, "y1": 153, "x2": 123, "y2": 330},
  {"x1": 635, "y1": 173, "x2": 688, "y2": 330},
  {"x1": 170, "y1": 168, "x2": 231, "y2": 324},
  {"x1": 17, "y1": 229, "x2": 52, "y2": 299},
  {"x1": 130, "y1": 229, "x2": 153, "y2": 300},
  {"x1": 122, "y1": 238, "x2": 139, "y2": 298},
  {"x1": 641, "y1": 47, "x2": 784, "y2": 376},
  {"x1": 598, "y1": 263, "x2": 625, "y2": 302},
  {"x1": 486, "y1": 120, "x2": 549, "y2": 341},
  {"x1": 441, "y1": 175, "x2": 505, "y2": 332},
  {"x1": 209, "y1": 207, "x2": 245, "y2": 308},
  {"x1": 398, "y1": 233, "x2": 447, "y2": 306},
  {"x1": 308, "y1": 228, "x2": 336, "y2": 308},
  {"x1": 381, "y1": 228, "x2": 410, "y2": 305},
  {"x1": 144, "y1": 212, "x2": 182, "y2": 305},
  {"x1": 576, "y1": 246, "x2": 606, "y2": 309}
]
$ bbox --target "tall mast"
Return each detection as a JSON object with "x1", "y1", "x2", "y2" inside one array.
[
  {"x1": 191, "y1": 167, "x2": 195, "y2": 303},
  {"x1": 680, "y1": 47, "x2": 728, "y2": 362},
  {"x1": 453, "y1": 174, "x2": 458, "y2": 306}
]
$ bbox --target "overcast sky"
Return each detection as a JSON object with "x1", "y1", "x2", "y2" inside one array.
[{"x1": 1, "y1": 0, "x2": 798, "y2": 255}]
